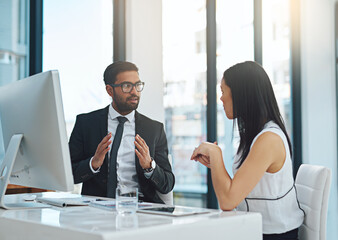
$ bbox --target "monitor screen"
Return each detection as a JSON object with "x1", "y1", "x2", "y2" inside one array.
[{"x1": 0, "y1": 70, "x2": 74, "y2": 208}]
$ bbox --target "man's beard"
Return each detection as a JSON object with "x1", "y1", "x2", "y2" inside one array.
[{"x1": 113, "y1": 94, "x2": 140, "y2": 113}]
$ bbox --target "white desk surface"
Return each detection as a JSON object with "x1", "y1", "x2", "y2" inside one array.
[{"x1": 0, "y1": 192, "x2": 262, "y2": 240}]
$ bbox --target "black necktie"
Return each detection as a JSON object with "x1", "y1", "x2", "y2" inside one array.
[{"x1": 107, "y1": 116, "x2": 128, "y2": 198}]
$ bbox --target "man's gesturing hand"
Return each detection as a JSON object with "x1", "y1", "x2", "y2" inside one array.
[
  {"x1": 135, "y1": 134, "x2": 152, "y2": 169},
  {"x1": 91, "y1": 133, "x2": 112, "y2": 170}
]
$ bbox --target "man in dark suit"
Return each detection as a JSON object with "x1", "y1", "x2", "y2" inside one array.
[{"x1": 69, "y1": 61, "x2": 175, "y2": 203}]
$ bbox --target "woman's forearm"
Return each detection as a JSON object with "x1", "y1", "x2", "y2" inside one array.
[{"x1": 209, "y1": 148, "x2": 235, "y2": 210}]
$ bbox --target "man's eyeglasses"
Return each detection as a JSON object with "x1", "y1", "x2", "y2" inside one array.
[{"x1": 110, "y1": 81, "x2": 145, "y2": 93}]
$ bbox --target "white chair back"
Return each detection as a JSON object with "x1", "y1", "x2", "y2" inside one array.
[{"x1": 295, "y1": 164, "x2": 331, "y2": 240}]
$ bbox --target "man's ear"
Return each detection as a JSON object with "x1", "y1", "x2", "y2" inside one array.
[{"x1": 106, "y1": 85, "x2": 114, "y2": 98}]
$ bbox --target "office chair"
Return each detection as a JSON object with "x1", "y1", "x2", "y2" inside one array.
[{"x1": 295, "y1": 164, "x2": 332, "y2": 240}]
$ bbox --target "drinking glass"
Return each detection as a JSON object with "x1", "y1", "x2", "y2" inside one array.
[{"x1": 115, "y1": 186, "x2": 138, "y2": 214}]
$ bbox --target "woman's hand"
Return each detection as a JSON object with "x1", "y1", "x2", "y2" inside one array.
[
  {"x1": 190, "y1": 142, "x2": 220, "y2": 168},
  {"x1": 194, "y1": 154, "x2": 211, "y2": 168}
]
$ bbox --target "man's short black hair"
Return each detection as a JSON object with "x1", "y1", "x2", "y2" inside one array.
[{"x1": 103, "y1": 61, "x2": 139, "y2": 85}]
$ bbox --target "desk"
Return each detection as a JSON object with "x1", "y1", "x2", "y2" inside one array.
[
  {"x1": 5, "y1": 184, "x2": 51, "y2": 194},
  {"x1": 0, "y1": 193, "x2": 262, "y2": 240}
]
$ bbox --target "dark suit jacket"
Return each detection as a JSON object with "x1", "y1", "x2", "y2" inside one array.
[{"x1": 69, "y1": 106, "x2": 175, "y2": 203}]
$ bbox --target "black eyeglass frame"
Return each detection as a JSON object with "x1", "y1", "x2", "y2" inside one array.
[{"x1": 109, "y1": 81, "x2": 145, "y2": 93}]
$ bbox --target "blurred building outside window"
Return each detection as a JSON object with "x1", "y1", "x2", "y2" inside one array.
[
  {"x1": 163, "y1": 0, "x2": 207, "y2": 207},
  {"x1": 0, "y1": 0, "x2": 29, "y2": 161}
]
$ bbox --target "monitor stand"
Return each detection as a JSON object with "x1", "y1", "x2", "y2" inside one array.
[{"x1": 0, "y1": 134, "x2": 50, "y2": 209}]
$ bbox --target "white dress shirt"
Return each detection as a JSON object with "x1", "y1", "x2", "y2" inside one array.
[
  {"x1": 89, "y1": 105, "x2": 154, "y2": 196},
  {"x1": 108, "y1": 105, "x2": 139, "y2": 191}
]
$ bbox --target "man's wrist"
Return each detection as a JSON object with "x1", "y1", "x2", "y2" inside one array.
[
  {"x1": 143, "y1": 158, "x2": 156, "y2": 173},
  {"x1": 89, "y1": 157, "x2": 101, "y2": 173}
]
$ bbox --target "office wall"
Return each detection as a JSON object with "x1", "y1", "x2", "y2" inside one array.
[
  {"x1": 301, "y1": 0, "x2": 338, "y2": 238},
  {"x1": 125, "y1": 0, "x2": 164, "y2": 123}
]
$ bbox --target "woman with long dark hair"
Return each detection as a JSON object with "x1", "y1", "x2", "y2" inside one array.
[{"x1": 191, "y1": 61, "x2": 304, "y2": 240}]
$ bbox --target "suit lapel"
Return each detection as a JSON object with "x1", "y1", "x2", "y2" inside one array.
[
  {"x1": 135, "y1": 111, "x2": 143, "y2": 175},
  {"x1": 99, "y1": 106, "x2": 109, "y2": 139},
  {"x1": 99, "y1": 106, "x2": 109, "y2": 172}
]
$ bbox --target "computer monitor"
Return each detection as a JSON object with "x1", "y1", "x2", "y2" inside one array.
[{"x1": 0, "y1": 70, "x2": 74, "y2": 209}]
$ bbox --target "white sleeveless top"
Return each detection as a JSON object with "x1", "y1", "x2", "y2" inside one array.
[{"x1": 232, "y1": 121, "x2": 304, "y2": 234}]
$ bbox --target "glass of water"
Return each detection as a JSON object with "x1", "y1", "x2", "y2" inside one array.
[{"x1": 116, "y1": 186, "x2": 138, "y2": 214}]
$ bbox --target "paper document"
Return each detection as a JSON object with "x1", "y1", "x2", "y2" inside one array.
[{"x1": 36, "y1": 197, "x2": 98, "y2": 207}]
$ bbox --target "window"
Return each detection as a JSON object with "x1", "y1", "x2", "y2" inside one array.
[
  {"x1": 262, "y1": 0, "x2": 292, "y2": 135},
  {"x1": 163, "y1": 0, "x2": 296, "y2": 208},
  {"x1": 0, "y1": 0, "x2": 29, "y2": 160},
  {"x1": 163, "y1": 0, "x2": 207, "y2": 207},
  {"x1": 336, "y1": 2, "x2": 338, "y2": 181},
  {"x1": 216, "y1": 0, "x2": 254, "y2": 175},
  {"x1": 43, "y1": 0, "x2": 113, "y2": 136}
]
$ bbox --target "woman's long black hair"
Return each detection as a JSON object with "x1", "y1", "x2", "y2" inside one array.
[{"x1": 223, "y1": 61, "x2": 292, "y2": 168}]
